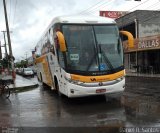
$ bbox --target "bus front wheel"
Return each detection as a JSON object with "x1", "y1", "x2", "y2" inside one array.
[{"x1": 55, "y1": 78, "x2": 61, "y2": 97}]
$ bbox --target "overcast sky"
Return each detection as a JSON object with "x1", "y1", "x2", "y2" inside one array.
[{"x1": 0, "y1": 0, "x2": 159, "y2": 61}]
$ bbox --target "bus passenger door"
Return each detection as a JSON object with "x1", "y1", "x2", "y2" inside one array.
[
  {"x1": 42, "y1": 56, "x2": 53, "y2": 87},
  {"x1": 47, "y1": 53, "x2": 57, "y2": 90}
]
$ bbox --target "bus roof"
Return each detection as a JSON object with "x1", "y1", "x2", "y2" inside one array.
[
  {"x1": 51, "y1": 15, "x2": 116, "y2": 25},
  {"x1": 35, "y1": 15, "x2": 116, "y2": 47}
]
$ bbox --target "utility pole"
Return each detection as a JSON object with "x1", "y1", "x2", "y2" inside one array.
[
  {"x1": 3, "y1": 0, "x2": 15, "y2": 80},
  {"x1": 25, "y1": 52, "x2": 28, "y2": 67},
  {"x1": 1, "y1": 31, "x2": 8, "y2": 57},
  {"x1": 0, "y1": 41, "x2": 2, "y2": 59},
  {"x1": 3, "y1": 0, "x2": 13, "y2": 58},
  {"x1": 25, "y1": 52, "x2": 28, "y2": 61}
]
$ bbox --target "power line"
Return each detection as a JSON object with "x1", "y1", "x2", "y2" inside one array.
[
  {"x1": 5, "y1": 0, "x2": 12, "y2": 28},
  {"x1": 127, "y1": 0, "x2": 150, "y2": 11},
  {"x1": 135, "y1": 1, "x2": 160, "y2": 23},
  {"x1": 148, "y1": 2, "x2": 160, "y2": 10},
  {"x1": 4, "y1": 0, "x2": 18, "y2": 30},
  {"x1": 78, "y1": 0, "x2": 104, "y2": 14},
  {"x1": 113, "y1": 1, "x2": 160, "y2": 28},
  {"x1": 144, "y1": 1, "x2": 160, "y2": 9},
  {"x1": 83, "y1": 0, "x2": 116, "y2": 15},
  {"x1": 110, "y1": 0, "x2": 160, "y2": 24},
  {"x1": 79, "y1": 0, "x2": 151, "y2": 16},
  {"x1": 78, "y1": 0, "x2": 114, "y2": 15},
  {"x1": 12, "y1": 0, "x2": 18, "y2": 28},
  {"x1": 9, "y1": 0, "x2": 11, "y2": 27},
  {"x1": 125, "y1": 0, "x2": 160, "y2": 21},
  {"x1": 127, "y1": 0, "x2": 160, "y2": 24}
]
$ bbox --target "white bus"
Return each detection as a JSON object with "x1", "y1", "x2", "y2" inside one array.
[{"x1": 35, "y1": 15, "x2": 133, "y2": 97}]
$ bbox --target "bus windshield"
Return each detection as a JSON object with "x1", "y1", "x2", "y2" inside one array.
[{"x1": 62, "y1": 24, "x2": 123, "y2": 75}]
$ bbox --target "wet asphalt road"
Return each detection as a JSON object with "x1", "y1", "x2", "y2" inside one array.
[{"x1": 0, "y1": 76, "x2": 160, "y2": 133}]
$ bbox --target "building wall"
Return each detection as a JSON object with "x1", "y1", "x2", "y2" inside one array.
[
  {"x1": 139, "y1": 23, "x2": 160, "y2": 37},
  {"x1": 116, "y1": 10, "x2": 160, "y2": 74}
]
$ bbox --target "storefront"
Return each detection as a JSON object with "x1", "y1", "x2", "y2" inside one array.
[
  {"x1": 114, "y1": 10, "x2": 160, "y2": 74},
  {"x1": 124, "y1": 35, "x2": 160, "y2": 74}
]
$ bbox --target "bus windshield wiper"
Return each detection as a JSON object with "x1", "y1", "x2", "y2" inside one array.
[
  {"x1": 86, "y1": 45, "x2": 115, "y2": 72},
  {"x1": 86, "y1": 50, "x2": 98, "y2": 71},
  {"x1": 98, "y1": 44, "x2": 114, "y2": 72}
]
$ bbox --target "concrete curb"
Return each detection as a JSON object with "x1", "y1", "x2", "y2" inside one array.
[{"x1": 10, "y1": 84, "x2": 39, "y2": 93}]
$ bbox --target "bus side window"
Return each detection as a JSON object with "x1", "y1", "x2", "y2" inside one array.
[
  {"x1": 49, "y1": 28, "x2": 55, "y2": 55},
  {"x1": 53, "y1": 23, "x2": 65, "y2": 68}
]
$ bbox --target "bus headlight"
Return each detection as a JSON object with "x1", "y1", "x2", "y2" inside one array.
[
  {"x1": 64, "y1": 74, "x2": 72, "y2": 82},
  {"x1": 64, "y1": 74, "x2": 80, "y2": 85}
]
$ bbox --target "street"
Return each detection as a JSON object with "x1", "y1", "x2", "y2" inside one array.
[
  {"x1": 0, "y1": 76, "x2": 160, "y2": 133},
  {"x1": 0, "y1": 0, "x2": 160, "y2": 132}
]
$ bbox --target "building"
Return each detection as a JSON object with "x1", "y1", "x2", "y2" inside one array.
[{"x1": 115, "y1": 10, "x2": 160, "y2": 74}]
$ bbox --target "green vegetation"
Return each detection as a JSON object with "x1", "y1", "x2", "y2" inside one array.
[
  {"x1": 15, "y1": 60, "x2": 28, "y2": 68},
  {"x1": 0, "y1": 58, "x2": 11, "y2": 68}
]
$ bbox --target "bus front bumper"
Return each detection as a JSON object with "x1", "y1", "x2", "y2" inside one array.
[{"x1": 67, "y1": 78, "x2": 125, "y2": 98}]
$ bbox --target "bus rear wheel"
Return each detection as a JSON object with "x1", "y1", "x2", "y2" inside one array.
[{"x1": 39, "y1": 73, "x2": 45, "y2": 87}]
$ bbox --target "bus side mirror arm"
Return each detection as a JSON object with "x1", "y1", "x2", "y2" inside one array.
[
  {"x1": 56, "y1": 31, "x2": 67, "y2": 52},
  {"x1": 120, "y1": 31, "x2": 134, "y2": 48}
]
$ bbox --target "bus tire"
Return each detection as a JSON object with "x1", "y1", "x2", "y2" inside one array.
[
  {"x1": 40, "y1": 73, "x2": 44, "y2": 86},
  {"x1": 40, "y1": 73, "x2": 42, "y2": 82},
  {"x1": 55, "y1": 78, "x2": 61, "y2": 97}
]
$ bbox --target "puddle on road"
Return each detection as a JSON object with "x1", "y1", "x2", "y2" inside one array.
[
  {"x1": 1, "y1": 86, "x2": 160, "y2": 130},
  {"x1": 121, "y1": 92, "x2": 160, "y2": 126}
]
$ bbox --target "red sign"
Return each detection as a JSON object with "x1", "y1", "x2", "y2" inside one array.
[{"x1": 100, "y1": 11, "x2": 128, "y2": 19}]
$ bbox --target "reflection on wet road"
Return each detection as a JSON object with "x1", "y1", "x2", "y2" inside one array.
[
  {"x1": 0, "y1": 76, "x2": 160, "y2": 132},
  {"x1": 124, "y1": 76, "x2": 160, "y2": 127},
  {"x1": 122, "y1": 93, "x2": 160, "y2": 126},
  {"x1": 0, "y1": 88, "x2": 124, "y2": 127}
]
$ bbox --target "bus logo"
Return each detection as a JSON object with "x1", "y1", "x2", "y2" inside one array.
[{"x1": 90, "y1": 78, "x2": 96, "y2": 81}]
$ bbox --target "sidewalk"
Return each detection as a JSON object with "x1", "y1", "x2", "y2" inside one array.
[
  {"x1": 9, "y1": 75, "x2": 39, "y2": 92},
  {"x1": 126, "y1": 71, "x2": 160, "y2": 78}
]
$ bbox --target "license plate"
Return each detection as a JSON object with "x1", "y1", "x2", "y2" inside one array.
[{"x1": 96, "y1": 89, "x2": 106, "y2": 93}]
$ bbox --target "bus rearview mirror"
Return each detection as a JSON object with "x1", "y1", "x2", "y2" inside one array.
[
  {"x1": 120, "y1": 30, "x2": 134, "y2": 48},
  {"x1": 56, "y1": 31, "x2": 67, "y2": 52}
]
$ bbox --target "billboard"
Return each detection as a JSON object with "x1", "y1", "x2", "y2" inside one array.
[
  {"x1": 99, "y1": 11, "x2": 128, "y2": 19},
  {"x1": 123, "y1": 35, "x2": 160, "y2": 53}
]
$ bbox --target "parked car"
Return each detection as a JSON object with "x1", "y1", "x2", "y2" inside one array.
[
  {"x1": 17, "y1": 68, "x2": 23, "y2": 75},
  {"x1": 22, "y1": 68, "x2": 34, "y2": 77},
  {"x1": 29, "y1": 66, "x2": 37, "y2": 75}
]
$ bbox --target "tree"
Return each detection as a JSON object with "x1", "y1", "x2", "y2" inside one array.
[
  {"x1": 15, "y1": 60, "x2": 28, "y2": 68},
  {"x1": 0, "y1": 57, "x2": 11, "y2": 69}
]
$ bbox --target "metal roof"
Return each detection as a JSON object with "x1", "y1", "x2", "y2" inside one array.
[{"x1": 116, "y1": 10, "x2": 160, "y2": 27}]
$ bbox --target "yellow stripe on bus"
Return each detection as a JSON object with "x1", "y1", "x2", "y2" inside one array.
[
  {"x1": 35, "y1": 55, "x2": 46, "y2": 64},
  {"x1": 35, "y1": 55, "x2": 53, "y2": 87},
  {"x1": 71, "y1": 70, "x2": 125, "y2": 83}
]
